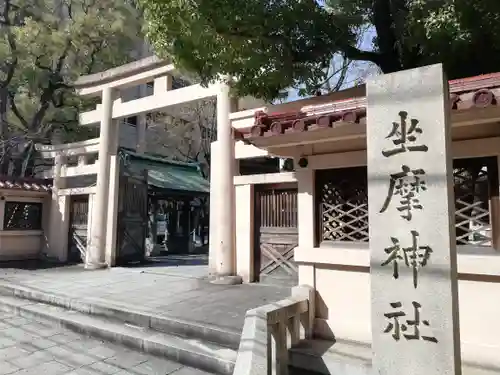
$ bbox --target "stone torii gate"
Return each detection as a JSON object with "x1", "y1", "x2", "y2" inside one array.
[{"x1": 67, "y1": 56, "x2": 259, "y2": 281}]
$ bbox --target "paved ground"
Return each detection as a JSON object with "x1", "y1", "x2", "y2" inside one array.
[
  {"x1": 0, "y1": 256, "x2": 291, "y2": 333},
  {"x1": 0, "y1": 310, "x2": 210, "y2": 375}
]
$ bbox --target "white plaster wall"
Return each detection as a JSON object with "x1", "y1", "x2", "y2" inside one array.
[
  {"x1": 292, "y1": 143, "x2": 500, "y2": 372},
  {"x1": 0, "y1": 193, "x2": 52, "y2": 261},
  {"x1": 0, "y1": 232, "x2": 43, "y2": 260},
  {"x1": 46, "y1": 194, "x2": 70, "y2": 261},
  {"x1": 306, "y1": 262, "x2": 500, "y2": 371},
  {"x1": 313, "y1": 267, "x2": 371, "y2": 344},
  {"x1": 235, "y1": 184, "x2": 254, "y2": 283},
  {"x1": 235, "y1": 141, "x2": 269, "y2": 160},
  {"x1": 458, "y1": 280, "x2": 500, "y2": 366}
]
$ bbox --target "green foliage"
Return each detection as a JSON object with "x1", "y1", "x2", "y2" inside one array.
[
  {"x1": 139, "y1": 0, "x2": 354, "y2": 100},
  {"x1": 139, "y1": 0, "x2": 500, "y2": 100},
  {"x1": 403, "y1": 0, "x2": 500, "y2": 78},
  {"x1": 0, "y1": 0, "x2": 143, "y2": 142}
]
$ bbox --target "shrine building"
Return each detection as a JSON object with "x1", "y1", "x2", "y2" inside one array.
[
  {"x1": 18, "y1": 57, "x2": 500, "y2": 373},
  {"x1": 224, "y1": 71, "x2": 500, "y2": 372}
]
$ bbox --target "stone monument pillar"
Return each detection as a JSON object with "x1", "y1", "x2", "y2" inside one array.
[{"x1": 367, "y1": 64, "x2": 461, "y2": 375}]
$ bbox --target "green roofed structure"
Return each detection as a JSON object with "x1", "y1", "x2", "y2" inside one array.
[
  {"x1": 115, "y1": 149, "x2": 210, "y2": 263},
  {"x1": 120, "y1": 149, "x2": 210, "y2": 195}
]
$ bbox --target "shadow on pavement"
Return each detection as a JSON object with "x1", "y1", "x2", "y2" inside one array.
[
  {"x1": 125, "y1": 254, "x2": 209, "y2": 268},
  {"x1": 0, "y1": 254, "x2": 208, "y2": 271},
  {"x1": 0, "y1": 259, "x2": 81, "y2": 271}
]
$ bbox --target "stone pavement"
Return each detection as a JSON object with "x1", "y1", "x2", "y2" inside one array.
[
  {"x1": 0, "y1": 310, "x2": 210, "y2": 375},
  {"x1": 0, "y1": 258, "x2": 290, "y2": 334}
]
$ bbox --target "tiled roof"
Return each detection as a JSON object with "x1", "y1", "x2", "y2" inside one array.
[
  {"x1": 120, "y1": 149, "x2": 209, "y2": 194},
  {"x1": 240, "y1": 72, "x2": 500, "y2": 141},
  {"x1": 0, "y1": 177, "x2": 52, "y2": 192}
]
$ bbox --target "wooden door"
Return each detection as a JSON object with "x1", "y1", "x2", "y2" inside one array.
[
  {"x1": 116, "y1": 175, "x2": 148, "y2": 264},
  {"x1": 254, "y1": 185, "x2": 298, "y2": 287}
]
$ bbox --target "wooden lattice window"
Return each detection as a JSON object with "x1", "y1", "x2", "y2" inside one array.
[
  {"x1": 316, "y1": 167, "x2": 368, "y2": 243},
  {"x1": 314, "y1": 158, "x2": 498, "y2": 248},
  {"x1": 3, "y1": 202, "x2": 43, "y2": 230},
  {"x1": 70, "y1": 198, "x2": 89, "y2": 226},
  {"x1": 453, "y1": 157, "x2": 498, "y2": 247},
  {"x1": 257, "y1": 187, "x2": 298, "y2": 228}
]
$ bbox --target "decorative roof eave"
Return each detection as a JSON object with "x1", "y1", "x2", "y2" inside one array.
[
  {"x1": 0, "y1": 177, "x2": 52, "y2": 193},
  {"x1": 241, "y1": 72, "x2": 500, "y2": 146}
]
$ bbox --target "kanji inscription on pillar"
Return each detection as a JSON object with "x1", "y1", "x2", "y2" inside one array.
[
  {"x1": 381, "y1": 230, "x2": 432, "y2": 288},
  {"x1": 379, "y1": 165, "x2": 427, "y2": 221},
  {"x1": 383, "y1": 301, "x2": 437, "y2": 343},
  {"x1": 367, "y1": 64, "x2": 461, "y2": 375},
  {"x1": 382, "y1": 111, "x2": 429, "y2": 157}
]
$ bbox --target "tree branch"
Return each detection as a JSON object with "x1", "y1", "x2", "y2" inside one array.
[
  {"x1": 0, "y1": 0, "x2": 10, "y2": 25},
  {"x1": 35, "y1": 55, "x2": 52, "y2": 72},
  {"x1": 30, "y1": 38, "x2": 72, "y2": 131},
  {"x1": 0, "y1": 1, "x2": 18, "y2": 88},
  {"x1": 331, "y1": 57, "x2": 351, "y2": 92},
  {"x1": 84, "y1": 40, "x2": 105, "y2": 74},
  {"x1": 51, "y1": 90, "x2": 64, "y2": 107},
  {"x1": 8, "y1": 91, "x2": 28, "y2": 128},
  {"x1": 0, "y1": 55, "x2": 17, "y2": 89},
  {"x1": 341, "y1": 45, "x2": 382, "y2": 66},
  {"x1": 9, "y1": 2, "x2": 43, "y2": 23}
]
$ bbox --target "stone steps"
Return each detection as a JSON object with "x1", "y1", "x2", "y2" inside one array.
[
  {"x1": 0, "y1": 285, "x2": 238, "y2": 375},
  {"x1": 0, "y1": 282, "x2": 240, "y2": 349}
]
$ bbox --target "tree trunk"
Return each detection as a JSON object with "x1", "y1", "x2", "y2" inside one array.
[
  {"x1": 372, "y1": 0, "x2": 403, "y2": 74},
  {"x1": 11, "y1": 142, "x2": 35, "y2": 177},
  {"x1": 0, "y1": 88, "x2": 10, "y2": 175}
]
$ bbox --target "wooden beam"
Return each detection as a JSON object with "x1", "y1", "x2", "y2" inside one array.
[
  {"x1": 58, "y1": 187, "x2": 97, "y2": 196},
  {"x1": 80, "y1": 83, "x2": 220, "y2": 125},
  {"x1": 39, "y1": 163, "x2": 98, "y2": 178},
  {"x1": 76, "y1": 63, "x2": 175, "y2": 97},
  {"x1": 36, "y1": 138, "x2": 100, "y2": 158}
]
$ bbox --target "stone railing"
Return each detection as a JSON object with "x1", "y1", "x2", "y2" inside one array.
[{"x1": 232, "y1": 285, "x2": 315, "y2": 375}]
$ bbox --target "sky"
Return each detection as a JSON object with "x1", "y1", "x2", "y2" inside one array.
[{"x1": 281, "y1": 19, "x2": 379, "y2": 103}]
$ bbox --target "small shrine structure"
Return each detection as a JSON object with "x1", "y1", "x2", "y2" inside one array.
[
  {"x1": 36, "y1": 56, "x2": 264, "y2": 273},
  {"x1": 228, "y1": 67, "x2": 500, "y2": 374},
  {"x1": 26, "y1": 55, "x2": 500, "y2": 373}
]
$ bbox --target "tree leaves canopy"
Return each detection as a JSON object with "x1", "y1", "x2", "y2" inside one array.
[
  {"x1": 0, "y1": 0, "x2": 143, "y2": 175},
  {"x1": 1, "y1": 0, "x2": 143, "y2": 142},
  {"x1": 139, "y1": 0, "x2": 500, "y2": 100}
]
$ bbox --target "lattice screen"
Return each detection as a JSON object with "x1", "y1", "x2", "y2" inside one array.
[
  {"x1": 316, "y1": 167, "x2": 369, "y2": 242},
  {"x1": 257, "y1": 188, "x2": 298, "y2": 228},
  {"x1": 69, "y1": 198, "x2": 89, "y2": 226},
  {"x1": 4, "y1": 202, "x2": 43, "y2": 230},
  {"x1": 453, "y1": 157, "x2": 496, "y2": 247},
  {"x1": 315, "y1": 158, "x2": 498, "y2": 246}
]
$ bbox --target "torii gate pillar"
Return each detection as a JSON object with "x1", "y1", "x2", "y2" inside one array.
[{"x1": 211, "y1": 81, "x2": 242, "y2": 284}]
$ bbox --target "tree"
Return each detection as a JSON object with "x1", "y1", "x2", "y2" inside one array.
[
  {"x1": 0, "y1": 0, "x2": 143, "y2": 176},
  {"x1": 138, "y1": 0, "x2": 500, "y2": 101},
  {"x1": 146, "y1": 99, "x2": 217, "y2": 178}
]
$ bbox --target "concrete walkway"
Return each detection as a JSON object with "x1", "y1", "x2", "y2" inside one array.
[
  {"x1": 0, "y1": 258, "x2": 290, "y2": 334},
  {"x1": 0, "y1": 310, "x2": 210, "y2": 375}
]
